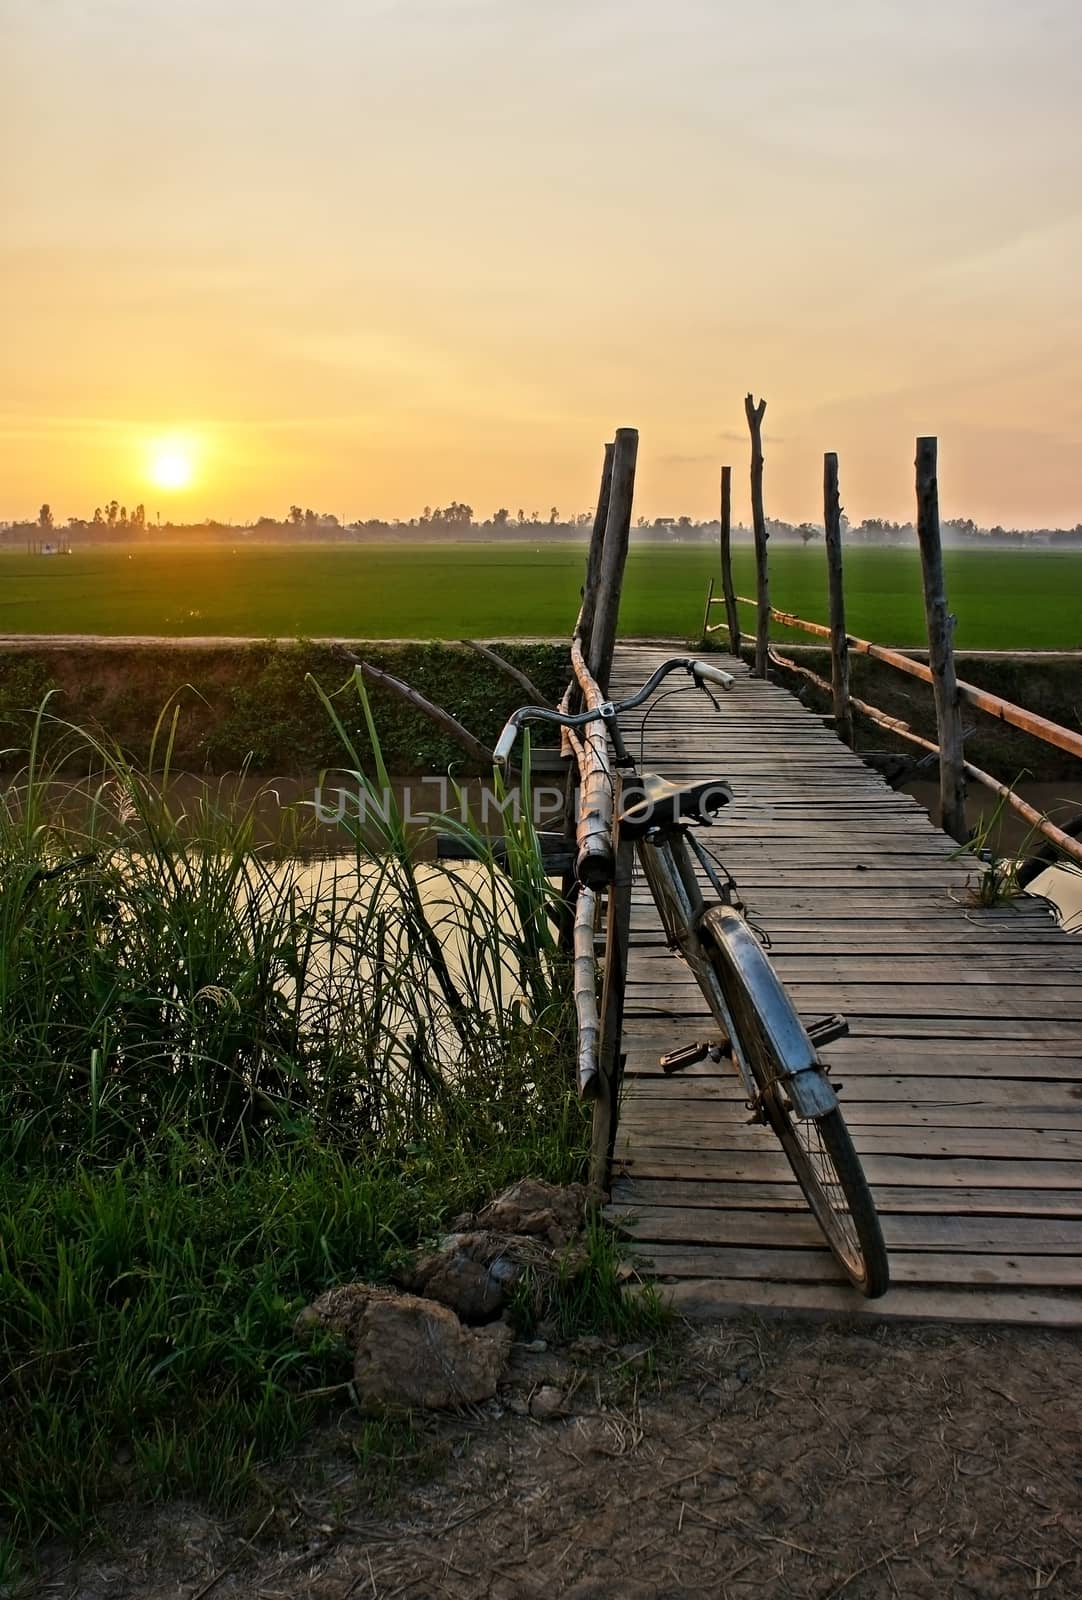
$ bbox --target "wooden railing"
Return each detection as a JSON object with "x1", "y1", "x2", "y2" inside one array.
[
  {"x1": 557, "y1": 428, "x2": 639, "y2": 1200},
  {"x1": 703, "y1": 435, "x2": 1082, "y2": 864}
]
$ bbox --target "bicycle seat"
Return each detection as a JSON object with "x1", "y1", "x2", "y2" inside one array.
[{"x1": 617, "y1": 773, "x2": 733, "y2": 838}]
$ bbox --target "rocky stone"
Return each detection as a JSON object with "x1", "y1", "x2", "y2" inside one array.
[
  {"x1": 529, "y1": 1385, "x2": 566, "y2": 1420},
  {"x1": 400, "y1": 1230, "x2": 526, "y2": 1322},
  {"x1": 569, "y1": 1334, "x2": 607, "y2": 1359},
  {"x1": 296, "y1": 1284, "x2": 513, "y2": 1411},
  {"x1": 454, "y1": 1178, "x2": 586, "y2": 1249}
]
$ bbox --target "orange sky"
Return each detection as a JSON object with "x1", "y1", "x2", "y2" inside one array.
[{"x1": 3, "y1": 0, "x2": 1082, "y2": 528}]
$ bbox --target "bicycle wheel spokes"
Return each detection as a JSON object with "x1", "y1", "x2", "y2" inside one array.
[
  {"x1": 789, "y1": 1108, "x2": 865, "y2": 1269},
  {"x1": 714, "y1": 940, "x2": 890, "y2": 1297}
]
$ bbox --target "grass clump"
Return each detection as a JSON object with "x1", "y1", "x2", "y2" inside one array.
[{"x1": 0, "y1": 677, "x2": 594, "y2": 1555}]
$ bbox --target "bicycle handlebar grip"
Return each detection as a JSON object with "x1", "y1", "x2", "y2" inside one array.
[
  {"x1": 691, "y1": 660, "x2": 735, "y2": 689},
  {"x1": 493, "y1": 721, "x2": 519, "y2": 766}
]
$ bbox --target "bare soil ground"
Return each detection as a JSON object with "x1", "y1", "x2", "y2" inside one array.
[{"x1": 38, "y1": 1316, "x2": 1082, "y2": 1600}]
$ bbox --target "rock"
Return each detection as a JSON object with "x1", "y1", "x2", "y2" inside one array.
[
  {"x1": 569, "y1": 1335, "x2": 606, "y2": 1359},
  {"x1": 455, "y1": 1179, "x2": 586, "y2": 1248},
  {"x1": 296, "y1": 1284, "x2": 513, "y2": 1411},
  {"x1": 400, "y1": 1230, "x2": 525, "y2": 1322},
  {"x1": 529, "y1": 1385, "x2": 565, "y2": 1420}
]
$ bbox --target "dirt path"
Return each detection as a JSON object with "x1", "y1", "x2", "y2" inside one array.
[{"x1": 47, "y1": 1318, "x2": 1082, "y2": 1600}]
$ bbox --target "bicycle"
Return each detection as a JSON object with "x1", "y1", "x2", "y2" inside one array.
[{"x1": 495, "y1": 653, "x2": 890, "y2": 1298}]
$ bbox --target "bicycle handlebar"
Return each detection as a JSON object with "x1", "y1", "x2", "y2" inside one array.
[{"x1": 494, "y1": 656, "x2": 734, "y2": 766}]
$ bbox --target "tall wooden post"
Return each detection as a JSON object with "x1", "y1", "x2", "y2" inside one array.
[
  {"x1": 744, "y1": 394, "x2": 769, "y2": 678},
  {"x1": 823, "y1": 452, "x2": 853, "y2": 747},
  {"x1": 588, "y1": 426, "x2": 639, "y2": 696},
  {"x1": 575, "y1": 441, "x2": 615, "y2": 658},
  {"x1": 719, "y1": 463, "x2": 741, "y2": 656},
  {"x1": 915, "y1": 437, "x2": 968, "y2": 843}
]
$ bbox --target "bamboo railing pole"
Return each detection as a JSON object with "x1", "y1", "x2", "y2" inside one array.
[
  {"x1": 744, "y1": 395, "x2": 769, "y2": 678},
  {"x1": 915, "y1": 437, "x2": 968, "y2": 843},
  {"x1": 735, "y1": 596, "x2": 1082, "y2": 762},
  {"x1": 719, "y1": 463, "x2": 741, "y2": 655},
  {"x1": 588, "y1": 829, "x2": 634, "y2": 1205},
  {"x1": 459, "y1": 640, "x2": 552, "y2": 708},
  {"x1": 570, "y1": 636, "x2": 616, "y2": 888},
  {"x1": 573, "y1": 889, "x2": 601, "y2": 1099},
  {"x1": 575, "y1": 440, "x2": 615, "y2": 659},
  {"x1": 823, "y1": 452, "x2": 853, "y2": 747},
  {"x1": 588, "y1": 427, "x2": 639, "y2": 695},
  {"x1": 846, "y1": 698, "x2": 1082, "y2": 870},
  {"x1": 347, "y1": 657, "x2": 496, "y2": 766}
]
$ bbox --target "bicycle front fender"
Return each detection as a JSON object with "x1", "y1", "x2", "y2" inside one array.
[{"x1": 700, "y1": 905, "x2": 838, "y2": 1120}]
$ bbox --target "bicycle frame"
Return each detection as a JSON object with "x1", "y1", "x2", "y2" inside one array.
[
  {"x1": 634, "y1": 821, "x2": 836, "y2": 1120},
  {"x1": 494, "y1": 652, "x2": 836, "y2": 1121}
]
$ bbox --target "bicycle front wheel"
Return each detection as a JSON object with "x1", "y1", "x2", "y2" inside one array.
[{"x1": 704, "y1": 923, "x2": 890, "y2": 1298}]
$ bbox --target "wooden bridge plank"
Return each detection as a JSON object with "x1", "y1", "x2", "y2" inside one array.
[
  {"x1": 662, "y1": 1279, "x2": 1082, "y2": 1325},
  {"x1": 612, "y1": 1177, "x2": 1082, "y2": 1215},
  {"x1": 633, "y1": 1244, "x2": 1082, "y2": 1289},
  {"x1": 610, "y1": 1204, "x2": 1082, "y2": 1254},
  {"x1": 617, "y1": 1124, "x2": 1082, "y2": 1159},
  {"x1": 604, "y1": 644, "x2": 1082, "y2": 1326},
  {"x1": 614, "y1": 1150, "x2": 1082, "y2": 1189}
]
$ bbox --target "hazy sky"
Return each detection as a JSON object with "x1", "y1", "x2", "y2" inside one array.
[{"x1": 3, "y1": 0, "x2": 1082, "y2": 526}]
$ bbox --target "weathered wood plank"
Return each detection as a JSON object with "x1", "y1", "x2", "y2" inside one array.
[
  {"x1": 610, "y1": 1204, "x2": 1082, "y2": 1254},
  {"x1": 621, "y1": 1076, "x2": 1082, "y2": 1107},
  {"x1": 612, "y1": 1149, "x2": 1082, "y2": 1189},
  {"x1": 660, "y1": 1279, "x2": 1082, "y2": 1327},
  {"x1": 635, "y1": 1243, "x2": 1082, "y2": 1289},
  {"x1": 612, "y1": 1177, "x2": 1082, "y2": 1215},
  {"x1": 616, "y1": 1125, "x2": 1082, "y2": 1159},
  {"x1": 606, "y1": 642, "x2": 1082, "y2": 1326}
]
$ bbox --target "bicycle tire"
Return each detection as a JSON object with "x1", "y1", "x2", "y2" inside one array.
[{"x1": 705, "y1": 928, "x2": 890, "y2": 1298}]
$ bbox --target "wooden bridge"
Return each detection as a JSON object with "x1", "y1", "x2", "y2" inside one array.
[{"x1": 604, "y1": 642, "x2": 1082, "y2": 1326}]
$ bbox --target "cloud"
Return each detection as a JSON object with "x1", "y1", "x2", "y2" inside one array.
[{"x1": 717, "y1": 428, "x2": 786, "y2": 445}]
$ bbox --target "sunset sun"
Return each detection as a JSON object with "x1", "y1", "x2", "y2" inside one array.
[{"x1": 148, "y1": 439, "x2": 196, "y2": 492}]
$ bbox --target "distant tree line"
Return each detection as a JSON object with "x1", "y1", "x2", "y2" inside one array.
[{"x1": 3, "y1": 501, "x2": 1082, "y2": 549}]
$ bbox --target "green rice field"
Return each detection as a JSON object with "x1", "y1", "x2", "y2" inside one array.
[{"x1": 2, "y1": 542, "x2": 1080, "y2": 649}]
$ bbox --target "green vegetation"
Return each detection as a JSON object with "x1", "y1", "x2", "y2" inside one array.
[
  {"x1": 0, "y1": 641, "x2": 569, "y2": 774},
  {"x1": 0, "y1": 693, "x2": 609, "y2": 1560},
  {"x1": 2, "y1": 543, "x2": 1081, "y2": 648}
]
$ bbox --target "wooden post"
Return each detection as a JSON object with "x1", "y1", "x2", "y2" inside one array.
[
  {"x1": 915, "y1": 436, "x2": 968, "y2": 843},
  {"x1": 719, "y1": 463, "x2": 741, "y2": 656},
  {"x1": 744, "y1": 395, "x2": 769, "y2": 678},
  {"x1": 700, "y1": 576, "x2": 715, "y2": 645},
  {"x1": 588, "y1": 427, "x2": 639, "y2": 696},
  {"x1": 823, "y1": 452, "x2": 853, "y2": 747},
  {"x1": 575, "y1": 441, "x2": 615, "y2": 659},
  {"x1": 588, "y1": 829, "x2": 634, "y2": 1205}
]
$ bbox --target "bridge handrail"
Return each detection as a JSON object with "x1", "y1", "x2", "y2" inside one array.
[
  {"x1": 702, "y1": 589, "x2": 1082, "y2": 867},
  {"x1": 725, "y1": 595, "x2": 1082, "y2": 764}
]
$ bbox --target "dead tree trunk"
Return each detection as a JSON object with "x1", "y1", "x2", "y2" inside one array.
[
  {"x1": 823, "y1": 452, "x2": 853, "y2": 747},
  {"x1": 575, "y1": 441, "x2": 615, "y2": 661},
  {"x1": 719, "y1": 463, "x2": 741, "y2": 655},
  {"x1": 588, "y1": 427, "x2": 639, "y2": 696},
  {"x1": 744, "y1": 394, "x2": 769, "y2": 678},
  {"x1": 915, "y1": 437, "x2": 968, "y2": 843}
]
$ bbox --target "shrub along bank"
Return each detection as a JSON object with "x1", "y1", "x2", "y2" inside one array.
[
  {"x1": 0, "y1": 686, "x2": 617, "y2": 1569},
  {"x1": 0, "y1": 641, "x2": 569, "y2": 775}
]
